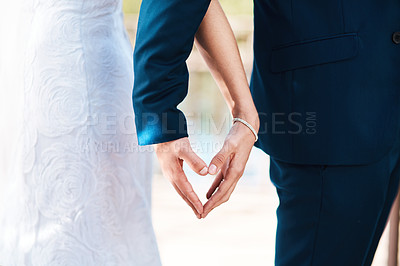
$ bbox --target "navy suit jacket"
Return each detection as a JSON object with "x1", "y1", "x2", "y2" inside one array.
[{"x1": 133, "y1": 0, "x2": 400, "y2": 165}]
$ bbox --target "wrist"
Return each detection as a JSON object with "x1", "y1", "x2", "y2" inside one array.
[
  {"x1": 232, "y1": 118, "x2": 259, "y2": 142},
  {"x1": 231, "y1": 107, "x2": 260, "y2": 133}
]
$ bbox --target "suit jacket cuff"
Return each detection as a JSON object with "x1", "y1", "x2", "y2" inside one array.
[{"x1": 135, "y1": 109, "x2": 189, "y2": 145}]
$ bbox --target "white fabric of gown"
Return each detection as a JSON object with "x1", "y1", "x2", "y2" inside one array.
[{"x1": 0, "y1": 0, "x2": 162, "y2": 265}]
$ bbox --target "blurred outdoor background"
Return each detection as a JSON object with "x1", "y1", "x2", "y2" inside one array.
[{"x1": 123, "y1": 1, "x2": 392, "y2": 266}]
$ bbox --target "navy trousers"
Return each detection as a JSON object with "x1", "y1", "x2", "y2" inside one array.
[{"x1": 270, "y1": 135, "x2": 400, "y2": 266}]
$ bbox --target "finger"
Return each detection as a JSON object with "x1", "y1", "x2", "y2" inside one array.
[
  {"x1": 202, "y1": 179, "x2": 234, "y2": 218},
  {"x1": 203, "y1": 183, "x2": 238, "y2": 218},
  {"x1": 208, "y1": 142, "x2": 234, "y2": 175},
  {"x1": 174, "y1": 171, "x2": 204, "y2": 214},
  {"x1": 203, "y1": 162, "x2": 243, "y2": 217},
  {"x1": 206, "y1": 171, "x2": 224, "y2": 199},
  {"x1": 206, "y1": 160, "x2": 230, "y2": 199},
  {"x1": 178, "y1": 146, "x2": 208, "y2": 176},
  {"x1": 201, "y1": 184, "x2": 236, "y2": 218},
  {"x1": 171, "y1": 182, "x2": 201, "y2": 219}
]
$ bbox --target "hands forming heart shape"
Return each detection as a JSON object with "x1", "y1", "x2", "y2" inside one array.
[{"x1": 154, "y1": 121, "x2": 257, "y2": 219}]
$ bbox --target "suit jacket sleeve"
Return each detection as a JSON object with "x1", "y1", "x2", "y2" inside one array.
[{"x1": 132, "y1": 0, "x2": 211, "y2": 145}]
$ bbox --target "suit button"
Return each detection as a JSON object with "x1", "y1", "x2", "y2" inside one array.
[{"x1": 393, "y1": 31, "x2": 400, "y2": 44}]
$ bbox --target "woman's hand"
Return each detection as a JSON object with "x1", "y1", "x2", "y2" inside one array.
[{"x1": 202, "y1": 114, "x2": 259, "y2": 218}]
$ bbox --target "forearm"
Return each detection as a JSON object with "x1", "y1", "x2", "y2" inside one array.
[{"x1": 195, "y1": 0, "x2": 259, "y2": 131}]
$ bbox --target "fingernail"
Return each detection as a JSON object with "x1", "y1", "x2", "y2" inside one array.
[
  {"x1": 209, "y1": 164, "x2": 217, "y2": 175},
  {"x1": 200, "y1": 166, "x2": 208, "y2": 175}
]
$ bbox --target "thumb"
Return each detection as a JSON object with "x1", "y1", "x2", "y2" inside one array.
[
  {"x1": 179, "y1": 146, "x2": 208, "y2": 176},
  {"x1": 208, "y1": 142, "x2": 232, "y2": 175}
]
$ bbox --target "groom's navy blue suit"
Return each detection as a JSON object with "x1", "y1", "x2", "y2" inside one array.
[{"x1": 133, "y1": 0, "x2": 400, "y2": 265}]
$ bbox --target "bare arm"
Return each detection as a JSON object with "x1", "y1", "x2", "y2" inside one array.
[
  {"x1": 195, "y1": 0, "x2": 258, "y2": 126},
  {"x1": 195, "y1": 0, "x2": 260, "y2": 218}
]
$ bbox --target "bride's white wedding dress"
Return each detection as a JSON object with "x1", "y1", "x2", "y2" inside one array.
[{"x1": 0, "y1": 0, "x2": 161, "y2": 265}]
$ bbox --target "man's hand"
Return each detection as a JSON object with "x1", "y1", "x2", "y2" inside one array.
[
  {"x1": 155, "y1": 137, "x2": 208, "y2": 219},
  {"x1": 202, "y1": 121, "x2": 257, "y2": 218}
]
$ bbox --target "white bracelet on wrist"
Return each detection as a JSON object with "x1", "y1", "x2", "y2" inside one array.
[{"x1": 232, "y1": 117, "x2": 258, "y2": 142}]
